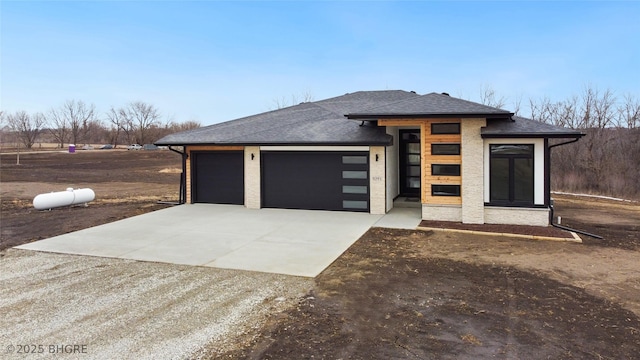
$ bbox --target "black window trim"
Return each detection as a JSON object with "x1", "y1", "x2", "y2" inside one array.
[
  {"x1": 431, "y1": 164, "x2": 461, "y2": 176},
  {"x1": 488, "y1": 144, "x2": 535, "y2": 207},
  {"x1": 431, "y1": 122, "x2": 461, "y2": 135},
  {"x1": 431, "y1": 184, "x2": 461, "y2": 197},
  {"x1": 431, "y1": 143, "x2": 461, "y2": 155}
]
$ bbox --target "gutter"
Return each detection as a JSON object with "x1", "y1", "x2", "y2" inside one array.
[
  {"x1": 548, "y1": 137, "x2": 581, "y2": 149},
  {"x1": 547, "y1": 137, "x2": 602, "y2": 240},
  {"x1": 168, "y1": 146, "x2": 187, "y2": 204},
  {"x1": 346, "y1": 112, "x2": 513, "y2": 120}
]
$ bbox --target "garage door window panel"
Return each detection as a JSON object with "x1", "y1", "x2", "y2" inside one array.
[
  {"x1": 342, "y1": 170, "x2": 368, "y2": 179},
  {"x1": 342, "y1": 185, "x2": 368, "y2": 194},
  {"x1": 343, "y1": 200, "x2": 368, "y2": 209},
  {"x1": 342, "y1": 155, "x2": 368, "y2": 164}
]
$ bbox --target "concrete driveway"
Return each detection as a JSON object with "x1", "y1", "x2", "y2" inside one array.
[{"x1": 16, "y1": 204, "x2": 398, "y2": 277}]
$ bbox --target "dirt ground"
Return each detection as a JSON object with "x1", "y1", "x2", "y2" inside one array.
[
  {"x1": 2, "y1": 150, "x2": 640, "y2": 359},
  {"x1": 1, "y1": 150, "x2": 182, "y2": 249}
]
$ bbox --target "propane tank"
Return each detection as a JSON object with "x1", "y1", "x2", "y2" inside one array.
[{"x1": 33, "y1": 188, "x2": 95, "y2": 210}]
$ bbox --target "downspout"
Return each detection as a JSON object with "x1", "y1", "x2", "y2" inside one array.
[
  {"x1": 549, "y1": 205, "x2": 603, "y2": 239},
  {"x1": 168, "y1": 145, "x2": 187, "y2": 205},
  {"x1": 547, "y1": 138, "x2": 603, "y2": 239}
]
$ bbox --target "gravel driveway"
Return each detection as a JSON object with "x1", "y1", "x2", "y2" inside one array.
[{"x1": 0, "y1": 249, "x2": 312, "y2": 359}]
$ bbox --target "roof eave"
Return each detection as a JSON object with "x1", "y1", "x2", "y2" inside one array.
[
  {"x1": 481, "y1": 133, "x2": 585, "y2": 139},
  {"x1": 155, "y1": 140, "x2": 394, "y2": 147},
  {"x1": 346, "y1": 112, "x2": 513, "y2": 120}
]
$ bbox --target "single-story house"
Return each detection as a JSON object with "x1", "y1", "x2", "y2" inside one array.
[{"x1": 155, "y1": 91, "x2": 583, "y2": 226}]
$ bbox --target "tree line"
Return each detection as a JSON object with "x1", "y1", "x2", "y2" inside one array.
[
  {"x1": 0, "y1": 100, "x2": 201, "y2": 149},
  {"x1": 478, "y1": 85, "x2": 639, "y2": 200},
  {"x1": 526, "y1": 87, "x2": 639, "y2": 201}
]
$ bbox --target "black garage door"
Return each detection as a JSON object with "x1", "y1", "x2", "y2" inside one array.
[
  {"x1": 192, "y1": 151, "x2": 244, "y2": 204},
  {"x1": 261, "y1": 151, "x2": 369, "y2": 212}
]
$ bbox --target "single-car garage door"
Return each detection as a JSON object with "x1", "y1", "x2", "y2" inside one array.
[
  {"x1": 262, "y1": 151, "x2": 369, "y2": 212},
  {"x1": 192, "y1": 151, "x2": 244, "y2": 204}
]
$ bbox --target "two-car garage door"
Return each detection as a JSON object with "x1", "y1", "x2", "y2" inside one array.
[
  {"x1": 192, "y1": 151, "x2": 370, "y2": 212},
  {"x1": 262, "y1": 152, "x2": 369, "y2": 212}
]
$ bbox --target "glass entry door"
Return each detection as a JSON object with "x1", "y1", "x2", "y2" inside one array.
[{"x1": 399, "y1": 130, "x2": 421, "y2": 197}]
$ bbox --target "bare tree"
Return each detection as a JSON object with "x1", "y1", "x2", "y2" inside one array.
[
  {"x1": 529, "y1": 97, "x2": 552, "y2": 125},
  {"x1": 6, "y1": 111, "x2": 46, "y2": 149},
  {"x1": 106, "y1": 106, "x2": 128, "y2": 146},
  {"x1": 124, "y1": 101, "x2": 161, "y2": 145},
  {"x1": 53, "y1": 100, "x2": 97, "y2": 145},
  {"x1": 143, "y1": 119, "x2": 202, "y2": 144},
  {"x1": 48, "y1": 107, "x2": 69, "y2": 148},
  {"x1": 589, "y1": 87, "x2": 616, "y2": 129},
  {"x1": 0, "y1": 111, "x2": 9, "y2": 151},
  {"x1": 512, "y1": 94, "x2": 523, "y2": 116},
  {"x1": 479, "y1": 85, "x2": 506, "y2": 109},
  {"x1": 618, "y1": 94, "x2": 640, "y2": 128},
  {"x1": 536, "y1": 96, "x2": 581, "y2": 129},
  {"x1": 83, "y1": 119, "x2": 106, "y2": 143},
  {"x1": 272, "y1": 91, "x2": 315, "y2": 110},
  {"x1": 176, "y1": 120, "x2": 201, "y2": 131}
]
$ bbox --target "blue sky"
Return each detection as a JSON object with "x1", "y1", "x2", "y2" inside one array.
[{"x1": 2, "y1": 1, "x2": 639, "y2": 125}]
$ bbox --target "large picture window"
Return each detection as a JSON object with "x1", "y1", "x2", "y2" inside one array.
[{"x1": 489, "y1": 144, "x2": 534, "y2": 206}]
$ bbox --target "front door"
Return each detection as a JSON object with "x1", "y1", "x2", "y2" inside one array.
[{"x1": 399, "y1": 130, "x2": 421, "y2": 197}]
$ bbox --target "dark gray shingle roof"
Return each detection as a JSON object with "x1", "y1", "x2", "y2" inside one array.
[
  {"x1": 156, "y1": 91, "x2": 582, "y2": 146},
  {"x1": 482, "y1": 116, "x2": 585, "y2": 138},
  {"x1": 156, "y1": 90, "x2": 419, "y2": 146},
  {"x1": 346, "y1": 92, "x2": 513, "y2": 119}
]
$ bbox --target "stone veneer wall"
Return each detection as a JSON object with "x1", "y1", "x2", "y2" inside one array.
[
  {"x1": 369, "y1": 146, "x2": 387, "y2": 215},
  {"x1": 485, "y1": 207, "x2": 550, "y2": 226},
  {"x1": 244, "y1": 146, "x2": 260, "y2": 209},
  {"x1": 422, "y1": 204, "x2": 462, "y2": 222},
  {"x1": 461, "y1": 118, "x2": 487, "y2": 224}
]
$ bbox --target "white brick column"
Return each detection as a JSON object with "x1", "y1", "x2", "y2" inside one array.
[
  {"x1": 244, "y1": 146, "x2": 261, "y2": 209},
  {"x1": 369, "y1": 146, "x2": 386, "y2": 215},
  {"x1": 461, "y1": 118, "x2": 486, "y2": 224}
]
